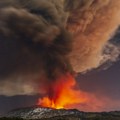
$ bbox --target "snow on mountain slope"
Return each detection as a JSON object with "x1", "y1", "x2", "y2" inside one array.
[{"x1": 4, "y1": 106, "x2": 81, "y2": 119}]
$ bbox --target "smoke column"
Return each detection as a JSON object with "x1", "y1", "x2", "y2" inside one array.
[{"x1": 0, "y1": 0, "x2": 72, "y2": 95}]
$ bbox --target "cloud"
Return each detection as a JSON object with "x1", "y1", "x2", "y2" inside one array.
[
  {"x1": 0, "y1": 0, "x2": 72, "y2": 96},
  {"x1": 67, "y1": 0, "x2": 120, "y2": 72}
]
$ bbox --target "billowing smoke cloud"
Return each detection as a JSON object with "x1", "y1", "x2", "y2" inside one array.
[
  {"x1": 0, "y1": 0, "x2": 120, "y2": 97},
  {"x1": 0, "y1": 0, "x2": 72, "y2": 79},
  {"x1": 67, "y1": 0, "x2": 120, "y2": 72},
  {"x1": 0, "y1": 0, "x2": 72, "y2": 95}
]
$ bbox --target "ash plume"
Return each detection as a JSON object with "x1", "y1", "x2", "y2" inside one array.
[
  {"x1": 0, "y1": 0, "x2": 72, "y2": 95},
  {"x1": 0, "y1": 0, "x2": 120, "y2": 97},
  {"x1": 0, "y1": 0, "x2": 73, "y2": 94},
  {"x1": 67, "y1": 0, "x2": 120, "y2": 72}
]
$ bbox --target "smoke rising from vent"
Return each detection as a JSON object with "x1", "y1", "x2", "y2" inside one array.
[{"x1": 0, "y1": 0, "x2": 120, "y2": 98}]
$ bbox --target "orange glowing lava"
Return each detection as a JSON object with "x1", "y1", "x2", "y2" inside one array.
[{"x1": 38, "y1": 73, "x2": 89, "y2": 109}]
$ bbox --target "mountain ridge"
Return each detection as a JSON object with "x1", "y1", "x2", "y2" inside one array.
[{"x1": 1, "y1": 106, "x2": 120, "y2": 120}]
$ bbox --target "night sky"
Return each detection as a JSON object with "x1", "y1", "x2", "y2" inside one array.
[{"x1": 0, "y1": 0, "x2": 120, "y2": 115}]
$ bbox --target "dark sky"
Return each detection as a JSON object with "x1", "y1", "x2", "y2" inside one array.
[
  {"x1": 78, "y1": 60, "x2": 120, "y2": 100},
  {"x1": 0, "y1": 95, "x2": 39, "y2": 115}
]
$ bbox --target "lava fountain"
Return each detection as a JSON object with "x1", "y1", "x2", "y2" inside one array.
[{"x1": 38, "y1": 73, "x2": 89, "y2": 109}]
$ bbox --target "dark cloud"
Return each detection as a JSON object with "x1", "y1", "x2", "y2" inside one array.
[
  {"x1": 0, "y1": 0, "x2": 72, "y2": 78},
  {"x1": 0, "y1": 0, "x2": 73, "y2": 95}
]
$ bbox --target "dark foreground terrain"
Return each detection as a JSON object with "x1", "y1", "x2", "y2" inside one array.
[{"x1": 1, "y1": 107, "x2": 120, "y2": 120}]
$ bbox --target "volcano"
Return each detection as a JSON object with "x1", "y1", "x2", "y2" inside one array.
[
  {"x1": 4, "y1": 106, "x2": 82, "y2": 119},
  {"x1": 2, "y1": 106, "x2": 120, "y2": 120}
]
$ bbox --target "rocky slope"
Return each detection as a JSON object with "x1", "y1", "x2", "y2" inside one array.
[
  {"x1": 4, "y1": 107, "x2": 82, "y2": 119},
  {"x1": 2, "y1": 107, "x2": 120, "y2": 120}
]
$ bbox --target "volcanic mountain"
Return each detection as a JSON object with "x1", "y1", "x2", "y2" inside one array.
[
  {"x1": 3, "y1": 106, "x2": 82, "y2": 120},
  {"x1": 2, "y1": 106, "x2": 120, "y2": 120}
]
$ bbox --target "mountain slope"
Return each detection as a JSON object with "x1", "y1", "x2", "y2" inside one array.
[
  {"x1": 4, "y1": 107, "x2": 82, "y2": 119},
  {"x1": 2, "y1": 107, "x2": 120, "y2": 120}
]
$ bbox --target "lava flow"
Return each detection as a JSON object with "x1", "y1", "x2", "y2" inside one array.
[{"x1": 38, "y1": 73, "x2": 89, "y2": 109}]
